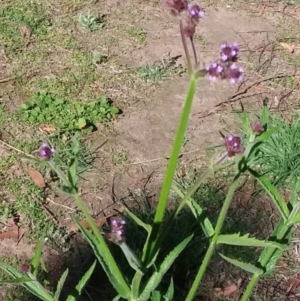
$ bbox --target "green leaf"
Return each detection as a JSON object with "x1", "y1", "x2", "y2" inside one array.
[
  {"x1": 110, "y1": 106, "x2": 119, "y2": 114},
  {"x1": 138, "y1": 235, "x2": 193, "y2": 301},
  {"x1": 66, "y1": 261, "x2": 96, "y2": 301},
  {"x1": 125, "y1": 208, "x2": 152, "y2": 233},
  {"x1": 172, "y1": 183, "x2": 214, "y2": 237},
  {"x1": 217, "y1": 233, "x2": 283, "y2": 249},
  {"x1": 248, "y1": 168, "x2": 290, "y2": 220},
  {"x1": 54, "y1": 268, "x2": 69, "y2": 300},
  {"x1": 261, "y1": 103, "x2": 269, "y2": 126},
  {"x1": 112, "y1": 296, "x2": 121, "y2": 301},
  {"x1": 0, "y1": 277, "x2": 33, "y2": 284},
  {"x1": 151, "y1": 290, "x2": 162, "y2": 301},
  {"x1": 164, "y1": 278, "x2": 174, "y2": 301},
  {"x1": 263, "y1": 248, "x2": 284, "y2": 274},
  {"x1": 242, "y1": 107, "x2": 251, "y2": 134},
  {"x1": 219, "y1": 253, "x2": 263, "y2": 275},
  {"x1": 30, "y1": 239, "x2": 44, "y2": 277},
  {"x1": 77, "y1": 117, "x2": 86, "y2": 129},
  {"x1": 73, "y1": 217, "x2": 131, "y2": 298},
  {"x1": 0, "y1": 262, "x2": 54, "y2": 301},
  {"x1": 256, "y1": 126, "x2": 280, "y2": 142}
]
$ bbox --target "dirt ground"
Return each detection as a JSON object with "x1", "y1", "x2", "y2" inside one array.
[{"x1": 1, "y1": 0, "x2": 300, "y2": 300}]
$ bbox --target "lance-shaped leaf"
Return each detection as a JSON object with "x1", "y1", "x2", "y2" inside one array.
[
  {"x1": 219, "y1": 253, "x2": 263, "y2": 275},
  {"x1": 172, "y1": 183, "x2": 214, "y2": 237},
  {"x1": 0, "y1": 261, "x2": 54, "y2": 301},
  {"x1": 54, "y1": 268, "x2": 69, "y2": 300},
  {"x1": 217, "y1": 233, "x2": 283, "y2": 249},
  {"x1": 138, "y1": 235, "x2": 193, "y2": 301},
  {"x1": 73, "y1": 217, "x2": 131, "y2": 298},
  {"x1": 30, "y1": 238, "x2": 44, "y2": 277},
  {"x1": 248, "y1": 168, "x2": 289, "y2": 220},
  {"x1": 66, "y1": 261, "x2": 96, "y2": 301},
  {"x1": 164, "y1": 278, "x2": 174, "y2": 301},
  {"x1": 125, "y1": 208, "x2": 152, "y2": 233}
]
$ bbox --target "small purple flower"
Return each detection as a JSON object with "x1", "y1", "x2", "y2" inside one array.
[
  {"x1": 251, "y1": 120, "x2": 264, "y2": 135},
  {"x1": 226, "y1": 63, "x2": 243, "y2": 84},
  {"x1": 188, "y1": 3, "x2": 204, "y2": 20},
  {"x1": 38, "y1": 142, "x2": 55, "y2": 160},
  {"x1": 205, "y1": 62, "x2": 223, "y2": 81},
  {"x1": 224, "y1": 135, "x2": 245, "y2": 157},
  {"x1": 106, "y1": 217, "x2": 126, "y2": 244},
  {"x1": 220, "y1": 42, "x2": 239, "y2": 62}
]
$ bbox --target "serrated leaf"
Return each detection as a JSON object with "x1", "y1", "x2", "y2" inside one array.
[
  {"x1": 172, "y1": 183, "x2": 214, "y2": 237},
  {"x1": 125, "y1": 208, "x2": 151, "y2": 233},
  {"x1": 54, "y1": 268, "x2": 69, "y2": 300},
  {"x1": 66, "y1": 261, "x2": 96, "y2": 301},
  {"x1": 248, "y1": 168, "x2": 289, "y2": 220},
  {"x1": 217, "y1": 233, "x2": 283, "y2": 249},
  {"x1": 0, "y1": 261, "x2": 54, "y2": 301},
  {"x1": 164, "y1": 278, "x2": 174, "y2": 301},
  {"x1": 138, "y1": 235, "x2": 193, "y2": 301},
  {"x1": 219, "y1": 253, "x2": 263, "y2": 275},
  {"x1": 30, "y1": 239, "x2": 44, "y2": 277},
  {"x1": 73, "y1": 217, "x2": 130, "y2": 298}
]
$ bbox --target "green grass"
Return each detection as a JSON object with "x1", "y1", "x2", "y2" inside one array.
[{"x1": 255, "y1": 114, "x2": 300, "y2": 189}]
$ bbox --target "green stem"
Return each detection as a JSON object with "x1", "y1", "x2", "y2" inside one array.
[
  {"x1": 142, "y1": 75, "x2": 199, "y2": 265},
  {"x1": 239, "y1": 273, "x2": 260, "y2": 301},
  {"x1": 185, "y1": 176, "x2": 239, "y2": 301},
  {"x1": 180, "y1": 19, "x2": 192, "y2": 75}
]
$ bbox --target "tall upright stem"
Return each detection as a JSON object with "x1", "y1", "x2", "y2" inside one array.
[{"x1": 179, "y1": 19, "x2": 193, "y2": 75}]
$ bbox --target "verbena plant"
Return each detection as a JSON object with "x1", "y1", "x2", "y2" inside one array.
[{"x1": 1, "y1": 1, "x2": 300, "y2": 300}]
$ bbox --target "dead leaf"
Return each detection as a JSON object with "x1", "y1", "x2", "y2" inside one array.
[
  {"x1": 39, "y1": 123, "x2": 57, "y2": 134},
  {"x1": 280, "y1": 42, "x2": 294, "y2": 54},
  {"x1": 28, "y1": 168, "x2": 46, "y2": 188},
  {"x1": 0, "y1": 218, "x2": 26, "y2": 241},
  {"x1": 287, "y1": 274, "x2": 300, "y2": 293},
  {"x1": 215, "y1": 283, "x2": 238, "y2": 297},
  {"x1": 69, "y1": 215, "x2": 114, "y2": 233}
]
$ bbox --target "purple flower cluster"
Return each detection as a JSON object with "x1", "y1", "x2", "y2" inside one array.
[
  {"x1": 224, "y1": 135, "x2": 245, "y2": 157},
  {"x1": 164, "y1": 1, "x2": 204, "y2": 38},
  {"x1": 106, "y1": 217, "x2": 126, "y2": 244},
  {"x1": 205, "y1": 42, "x2": 244, "y2": 84},
  {"x1": 38, "y1": 142, "x2": 55, "y2": 160}
]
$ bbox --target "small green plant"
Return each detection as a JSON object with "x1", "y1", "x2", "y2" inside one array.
[
  {"x1": 112, "y1": 149, "x2": 131, "y2": 165},
  {"x1": 19, "y1": 92, "x2": 119, "y2": 132},
  {"x1": 137, "y1": 65, "x2": 164, "y2": 81},
  {"x1": 77, "y1": 11, "x2": 104, "y2": 32},
  {"x1": 125, "y1": 27, "x2": 147, "y2": 44}
]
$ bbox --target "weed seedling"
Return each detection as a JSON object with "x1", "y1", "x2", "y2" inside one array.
[
  {"x1": 77, "y1": 11, "x2": 104, "y2": 32},
  {"x1": 19, "y1": 92, "x2": 119, "y2": 132}
]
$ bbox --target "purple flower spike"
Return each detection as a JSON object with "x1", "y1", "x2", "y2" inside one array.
[
  {"x1": 220, "y1": 42, "x2": 239, "y2": 62},
  {"x1": 224, "y1": 135, "x2": 245, "y2": 157},
  {"x1": 251, "y1": 120, "x2": 264, "y2": 135},
  {"x1": 106, "y1": 217, "x2": 126, "y2": 244},
  {"x1": 226, "y1": 63, "x2": 243, "y2": 84},
  {"x1": 205, "y1": 62, "x2": 223, "y2": 81},
  {"x1": 188, "y1": 3, "x2": 204, "y2": 20},
  {"x1": 38, "y1": 142, "x2": 55, "y2": 160}
]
